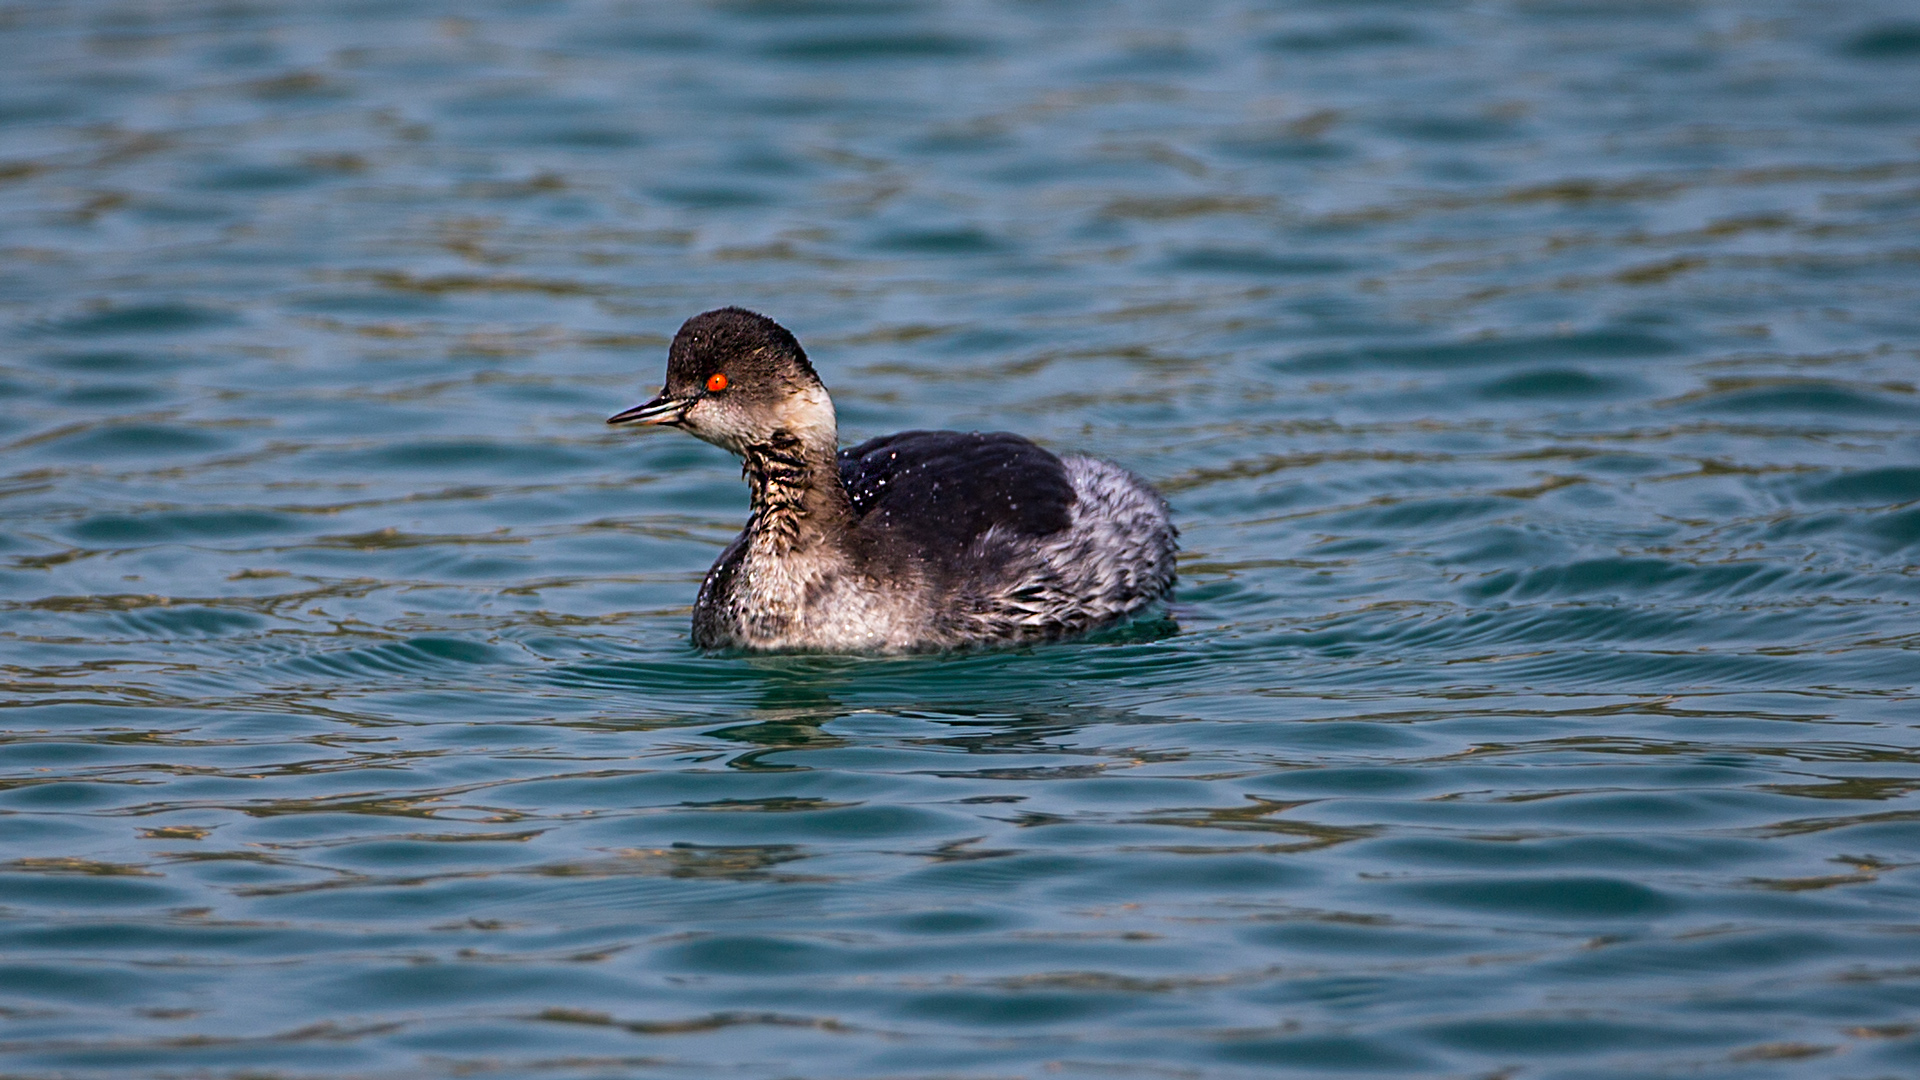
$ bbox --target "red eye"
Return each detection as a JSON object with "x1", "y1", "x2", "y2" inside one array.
[{"x1": 706, "y1": 372, "x2": 729, "y2": 392}]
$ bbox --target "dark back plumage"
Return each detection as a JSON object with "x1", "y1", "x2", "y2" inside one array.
[{"x1": 837, "y1": 431, "x2": 1076, "y2": 559}]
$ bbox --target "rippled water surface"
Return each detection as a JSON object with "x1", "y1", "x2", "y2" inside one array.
[{"x1": 4, "y1": 1, "x2": 1920, "y2": 1076}]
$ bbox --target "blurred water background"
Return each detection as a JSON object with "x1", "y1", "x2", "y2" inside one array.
[{"x1": 3, "y1": 1, "x2": 1920, "y2": 1077}]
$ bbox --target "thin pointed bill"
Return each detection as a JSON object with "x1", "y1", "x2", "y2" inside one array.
[{"x1": 607, "y1": 394, "x2": 691, "y2": 426}]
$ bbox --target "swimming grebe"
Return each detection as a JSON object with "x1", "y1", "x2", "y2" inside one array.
[{"x1": 608, "y1": 307, "x2": 1177, "y2": 652}]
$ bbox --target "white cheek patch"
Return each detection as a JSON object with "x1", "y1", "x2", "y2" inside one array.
[
  {"x1": 676, "y1": 400, "x2": 748, "y2": 454},
  {"x1": 776, "y1": 383, "x2": 838, "y2": 450},
  {"x1": 678, "y1": 383, "x2": 836, "y2": 457}
]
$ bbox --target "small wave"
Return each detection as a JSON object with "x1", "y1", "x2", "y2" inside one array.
[
  {"x1": 1464, "y1": 557, "x2": 1803, "y2": 602},
  {"x1": 1162, "y1": 248, "x2": 1351, "y2": 276},
  {"x1": 278, "y1": 637, "x2": 513, "y2": 679},
  {"x1": 1393, "y1": 875, "x2": 1679, "y2": 918},
  {"x1": 37, "y1": 423, "x2": 231, "y2": 461},
  {"x1": 1794, "y1": 466, "x2": 1920, "y2": 505},
  {"x1": 1670, "y1": 378, "x2": 1920, "y2": 418},
  {"x1": 1280, "y1": 329, "x2": 1680, "y2": 373},
  {"x1": 1267, "y1": 23, "x2": 1425, "y2": 53},
  {"x1": 1841, "y1": 22, "x2": 1920, "y2": 60},
  {"x1": 1477, "y1": 369, "x2": 1634, "y2": 400},
  {"x1": 67, "y1": 510, "x2": 299, "y2": 544},
  {"x1": 38, "y1": 302, "x2": 238, "y2": 337},
  {"x1": 762, "y1": 33, "x2": 995, "y2": 62}
]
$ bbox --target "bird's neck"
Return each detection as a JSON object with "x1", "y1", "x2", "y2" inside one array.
[
  {"x1": 740, "y1": 435, "x2": 848, "y2": 554},
  {"x1": 726, "y1": 393, "x2": 854, "y2": 646},
  {"x1": 739, "y1": 385, "x2": 850, "y2": 557}
]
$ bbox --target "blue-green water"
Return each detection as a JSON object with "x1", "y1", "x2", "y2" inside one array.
[{"x1": 4, "y1": 1, "x2": 1920, "y2": 1076}]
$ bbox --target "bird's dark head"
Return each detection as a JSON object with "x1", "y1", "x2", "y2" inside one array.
[{"x1": 608, "y1": 307, "x2": 835, "y2": 456}]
